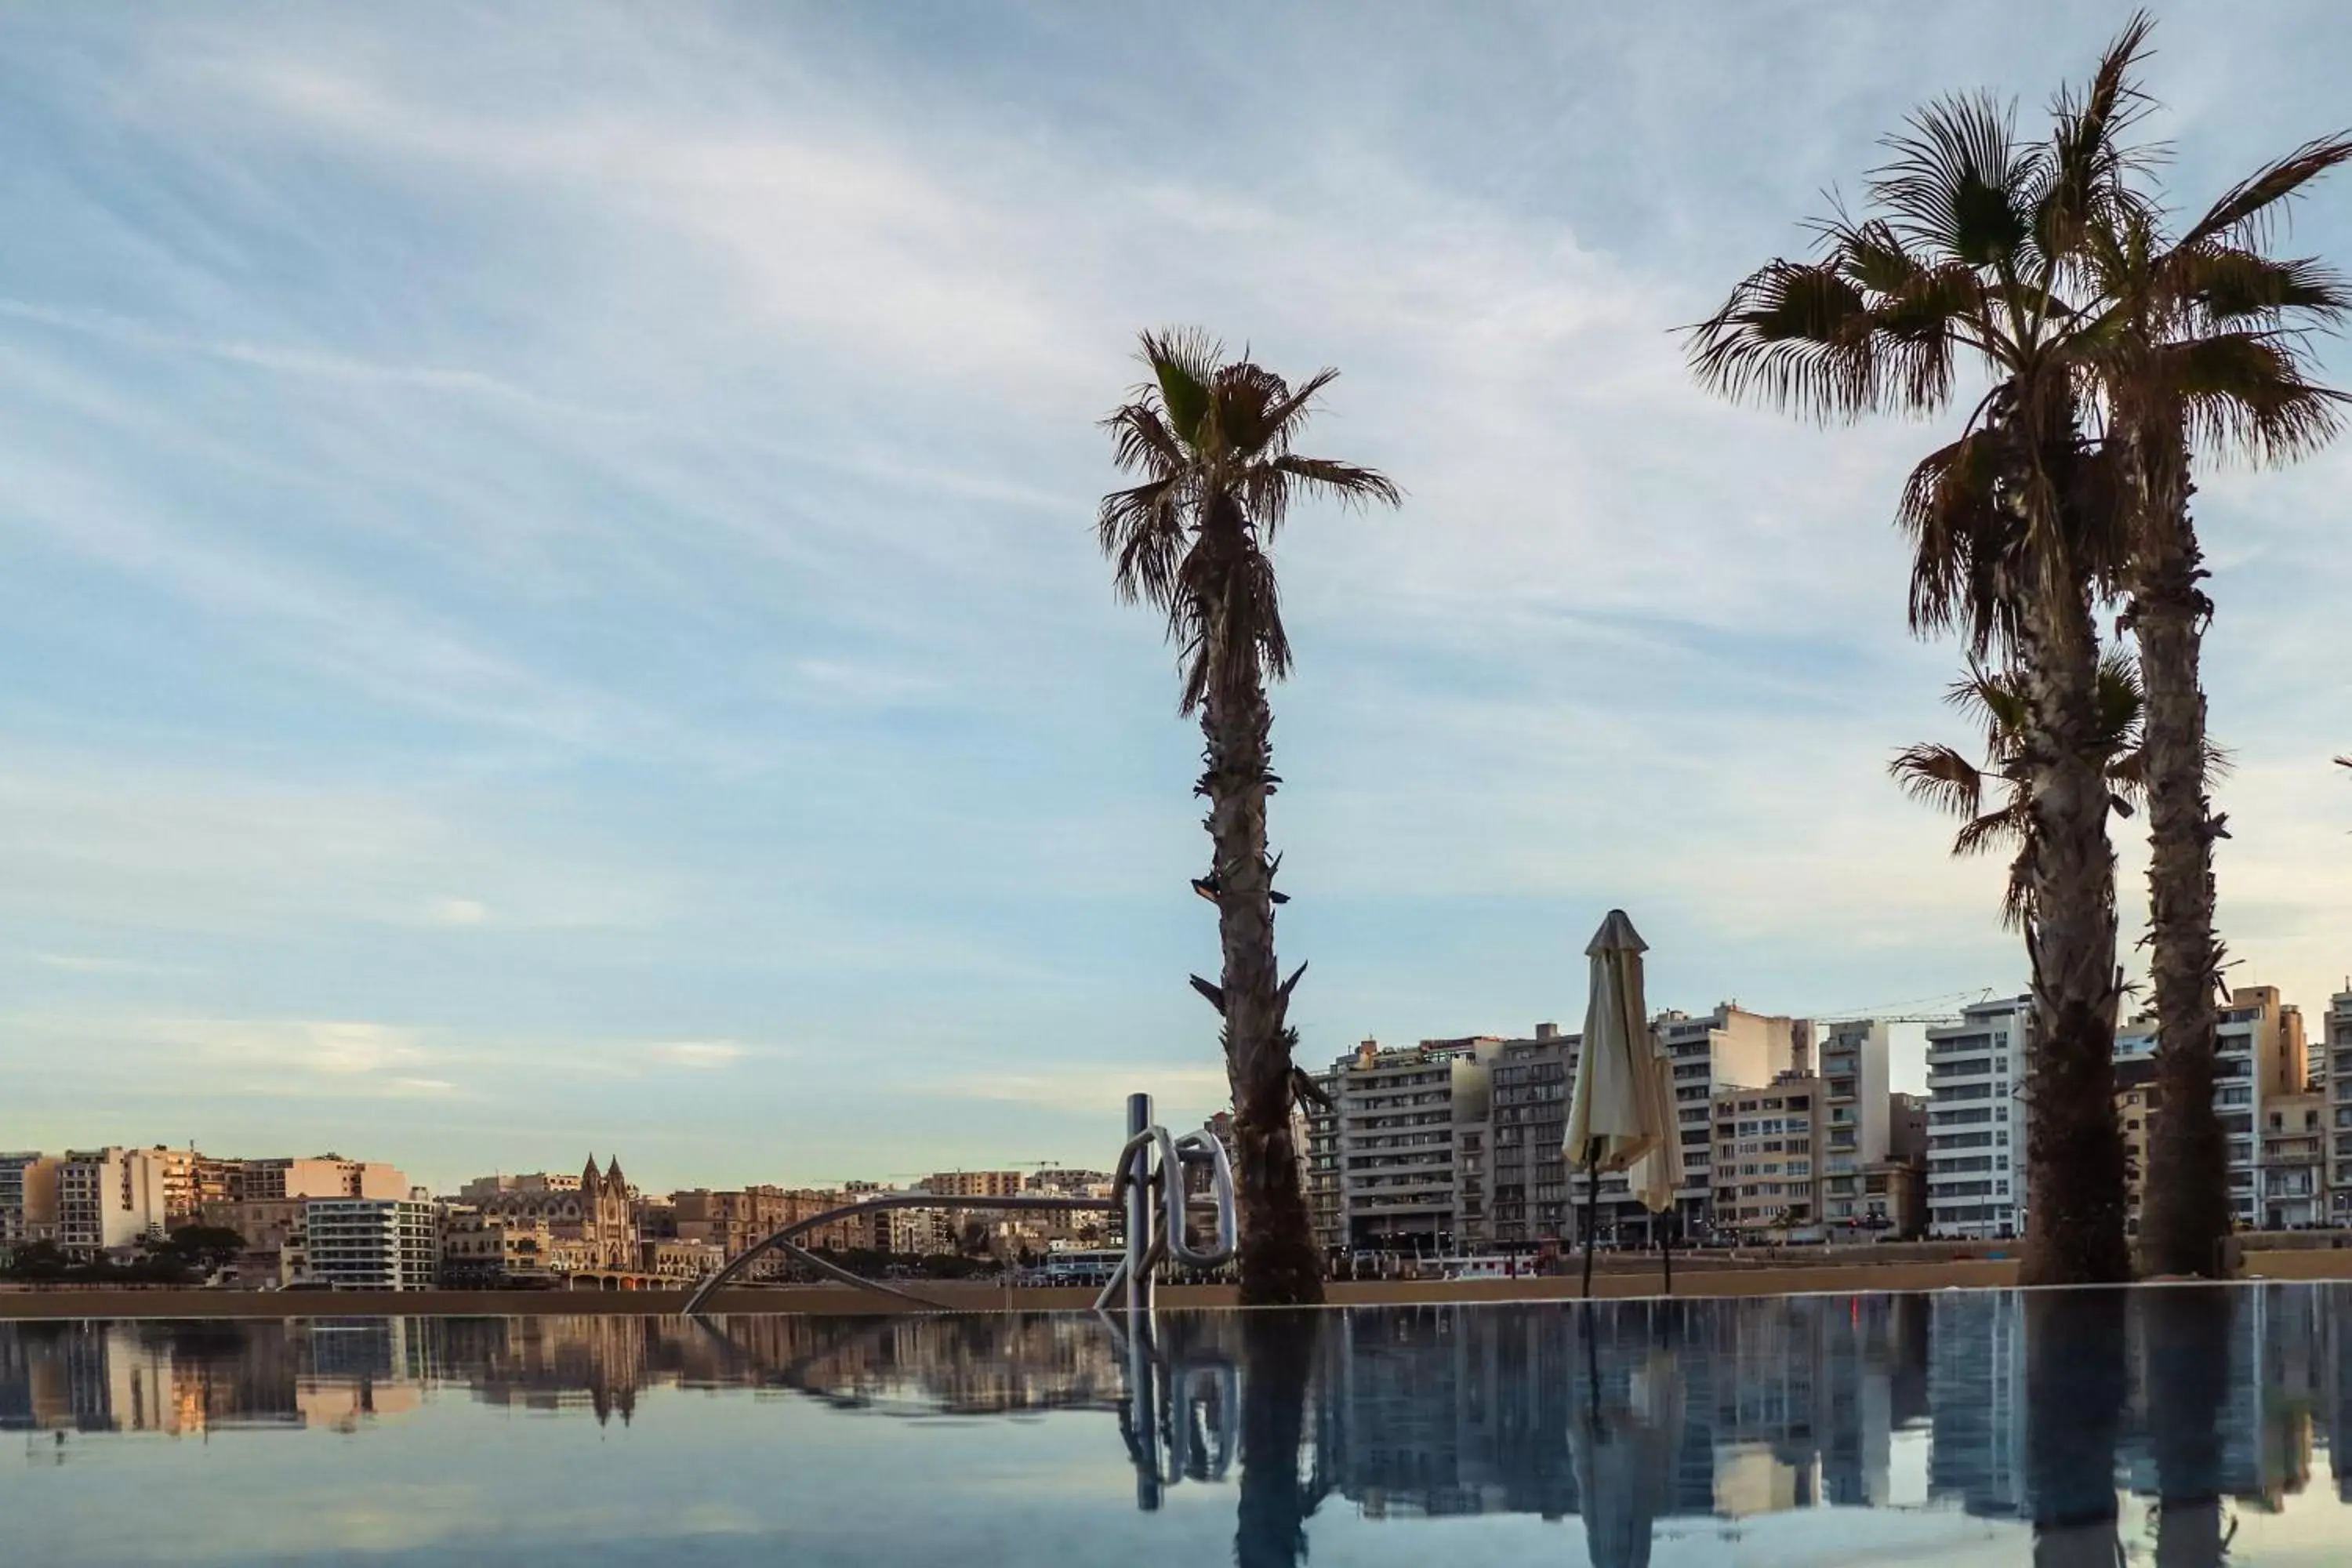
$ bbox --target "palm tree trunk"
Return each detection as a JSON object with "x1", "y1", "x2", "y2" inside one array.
[
  {"x1": 2014, "y1": 573, "x2": 2132, "y2": 1286},
  {"x1": 2130, "y1": 434, "x2": 2231, "y2": 1279},
  {"x1": 1200, "y1": 641, "x2": 1323, "y2": 1307}
]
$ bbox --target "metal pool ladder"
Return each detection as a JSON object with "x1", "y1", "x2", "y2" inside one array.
[{"x1": 681, "y1": 1092, "x2": 1237, "y2": 1318}]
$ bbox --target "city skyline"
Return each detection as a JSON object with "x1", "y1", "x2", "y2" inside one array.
[{"x1": 4, "y1": 4, "x2": 2352, "y2": 1187}]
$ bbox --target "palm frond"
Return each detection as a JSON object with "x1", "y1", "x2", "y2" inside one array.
[
  {"x1": 1872, "y1": 91, "x2": 2037, "y2": 268},
  {"x1": 1138, "y1": 328, "x2": 1223, "y2": 447},
  {"x1": 1953, "y1": 800, "x2": 2031, "y2": 861},
  {"x1": 1685, "y1": 259, "x2": 1889, "y2": 419},
  {"x1": 1944, "y1": 660, "x2": 2031, "y2": 753},
  {"x1": 2160, "y1": 333, "x2": 2350, "y2": 461},
  {"x1": 1096, "y1": 474, "x2": 1188, "y2": 612},
  {"x1": 1896, "y1": 432, "x2": 2013, "y2": 650},
  {"x1": 2180, "y1": 132, "x2": 2352, "y2": 250},
  {"x1": 1207, "y1": 360, "x2": 1287, "y2": 458},
  {"x1": 2036, "y1": 11, "x2": 2158, "y2": 262},
  {"x1": 2170, "y1": 247, "x2": 2352, "y2": 328},
  {"x1": 2090, "y1": 645, "x2": 2147, "y2": 757},
  {"x1": 1889, "y1": 742, "x2": 1986, "y2": 820},
  {"x1": 1102, "y1": 399, "x2": 1187, "y2": 478},
  {"x1": 1241, "y1": 453, "x2": 1403, "y2": 533},
  {"x1": 1258, "y1": 367, "x2": 1342, "y2": 456},
  {"x1": 1175, "y1": 522, "x2": 1290, "y2": 716}
]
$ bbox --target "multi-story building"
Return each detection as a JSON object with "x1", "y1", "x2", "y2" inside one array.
[
  {"x1": 2328, "y1": 989, "x2": 2352, "y2": 1225},
  {"x1": 458, "y1": 1171, "x2": 582, "y2": 1201},
  {"x1": 1925, "y1": 996, "x2": 2031, "y2": 1240},
  {"x1": 55, "y1": 1147, "x2": 173, "y2": 1256},
  {"x1": 1856, "y1": 1091, "x2": 1931, "y2": 1239},
  {"x1": 2115, "y1": 1054, "x2": 2160, "y2": 1236},
  {"x1": 673, "y1": 1186, "x2": 792, "y2": 1258},
  {"x1": 1711, "y1": 1073, "x2": 1828, "y2": 1240},
  {"x1": 234, "y1": 1156, "x2": 408, "y2": 1203},
  {"x1": 1858, "y1": 1160, "x2": 1925, "y2": 1237},
  {"x1": 202, "y1": 1198, "x2": 308, "y2": 1258},
  {"x1": 2215, "y1": 986, "x2": 2302, "y2": 1229},
  {"x1": 923, "y1": 1171, "x2": 1025, "y2": 1199},
  {"x1": 0, "y1": 1153, "x2": 61, "y2": 1250},
  {"x1": 465, "y1": 1156, "x2": 639, "y2": 1270},
  {"x1": 1483, "y1": 1025, "x2": 1579, "y2": 1247},
  {"x1": 1657, "y1": 1005, "x2": 1806, "y2": 1232},
  {"x1": 2260, "y1": 1091, "x2": 2327, "y2": 1229},
  {"x1": 638, "y1": 1236, "x2": 725, "y2": 1281},
  {"x1": 1818, "y1": 1020, "x2": 1892, "y2": 1216},
  {"x1": 441, "y1": 1210, "x2": 557, "y2": 1286},
  {"x1": 298, "y1": 1198, "x2": 440, "y2": 1291},
  {"x1": 1316, "y1": 1036, "x2": 1501, "y2": 1254},
  {"x1": 1889, "y1": 1092, "x2": 1930, "y2": 1161}
]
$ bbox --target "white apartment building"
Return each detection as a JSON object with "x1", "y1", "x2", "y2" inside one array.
[
  {"x1": 2119, "y1": 985, "x2": 2304, "y2": 1230},
  {"x1": 1819, "y1": 1020, "x2": 1893, "y2": 1225},
  {"x1": 299, "y1": 1199, "x2": 441, "y2": 1291},
  {"x1": 1926, "y1": 997, "x2": 2030, "y2": 1240},
  {"x1": 56, "y1": 1148, "x2": 172, "y2": 1256},
  {"x1": 2328, "y1": 990, "x2": 2352, "y2": 1225},
  {"x1": 1309, "y1": 1036, "x2": 1501, "y2": 1255},
  {"x1": 1, "y1": 1153, "x2": 62, "y2": 1249},
  {"x1": 2218, "y1": 987, "x2": 2303, "y2": 1229}
]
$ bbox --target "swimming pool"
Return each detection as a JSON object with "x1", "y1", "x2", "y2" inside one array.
[{"x1": 2, "y1": 1285, "x2": 2343, "y2": 1563}]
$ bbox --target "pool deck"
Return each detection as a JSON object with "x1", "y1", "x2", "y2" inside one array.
[{"x1": 8, "y1": 1243, "x2": 2352, "y2": 1317}]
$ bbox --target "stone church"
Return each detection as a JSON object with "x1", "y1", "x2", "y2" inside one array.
[{"x1": 470, "y1": 1155, "x2": 639, "y2": 1271}]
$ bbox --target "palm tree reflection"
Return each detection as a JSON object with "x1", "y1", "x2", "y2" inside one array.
[
  {"x1": 2026, "y1": 1290, "x2": 2129, "y2": 1566},
  {"x1": 1236, "y1": 1311, "x2": 1323, "y2": 1568},
  {"x1": 2144, "y1": 1287, "x2": 2234, "y2": 1567}
]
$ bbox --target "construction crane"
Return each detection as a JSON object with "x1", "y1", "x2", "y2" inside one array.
[{"x1": 1803, "y1": 988, "x2": 1998, "y2": 1025}]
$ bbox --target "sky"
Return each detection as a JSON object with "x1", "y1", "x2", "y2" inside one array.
[{"x1": 3, "y1": 2, "x2": 2351, "y2": 1193}]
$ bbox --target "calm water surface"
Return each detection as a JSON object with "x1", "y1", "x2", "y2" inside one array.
[{"x1": 4, "y1": 1285, "x2": 2348, "y2": 1564}]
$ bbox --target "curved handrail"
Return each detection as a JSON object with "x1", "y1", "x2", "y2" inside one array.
[
  {"x1": 1167, "y1": 1130, "x2": 1236, "y2": 1269},
  {"x1": 1105, "y1": 1127, "x2": 1237, "y2": 1272},
  {"x1": 681, "y1": 1191, "x2": 1117, "y2": 1317},
  {"x1": 681, "y1": 1102, "x2": 1233, "y2": 1319}
]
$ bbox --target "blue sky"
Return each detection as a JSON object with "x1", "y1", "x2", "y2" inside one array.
[{"x1": 3, "y1": 2, "x2": 2350, "y2": 1192}]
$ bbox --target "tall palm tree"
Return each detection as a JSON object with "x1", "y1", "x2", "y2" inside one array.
[
  {"x1": 1890, "y1": 651, "x2": 2148, "y2": 929},
  {"x1": 2059, "y1": 22, "x2": 2352, "y2": 1276},
  {"x1": 1687, "y1": 42, "x2": 2146, "y2": 1283},
  {"x1": 1098, "y1": 329, "x2": 1399, "y2": 1306}
]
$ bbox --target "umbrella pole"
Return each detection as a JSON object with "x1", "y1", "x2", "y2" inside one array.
[
  {"x1": 1661, "y1": 1209, "x2": 1673, "y2": 1296},
  {"x1": 1580, "y1": 1141, "x2": 1601, "y2": 1300}
]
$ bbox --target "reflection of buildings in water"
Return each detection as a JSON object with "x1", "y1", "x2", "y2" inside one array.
[
  {"x1": 427, "y1": 1316, "x2": 653, "y2": 1426},
  {"x1": 1928, "y1": 1283, "x2": 2340, "y2": 1522},
  {"x1": 1309, "y1": 1296, "x2": 1933, "y2": 1525},
  {"x1": 0, "y1": 1320, "x2": 423, "y2": 1439},
  {"x1": 690, "y1": 1312, "x2": 1126, "y2": 1417},
  {"x1": 4, "y1": 1281, "x2": 2349, "y2": 1532},
  {"x1": 1927, "y1": 1290, "x2": 2028, "y2": 1518}
]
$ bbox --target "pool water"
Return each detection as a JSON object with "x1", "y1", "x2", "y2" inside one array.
[{"x1": 2, "y1": 1285, "x2": 2346, "y2": 1564}]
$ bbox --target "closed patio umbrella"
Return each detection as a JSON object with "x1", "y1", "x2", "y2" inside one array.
[{"x1": 1566, "y1": 909, "x2": 1679, "y2": 1297}]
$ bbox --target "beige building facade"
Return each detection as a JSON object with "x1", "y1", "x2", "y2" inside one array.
[
  {"x1": 0, "y1": 1153, "x2": 62, "y2": 1248},
  {"x1": 1710, "y1": 1073, "x2": 1828, "y2": 1240}
]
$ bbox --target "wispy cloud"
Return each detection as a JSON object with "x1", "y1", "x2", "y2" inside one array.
[{"x1": 648, "y1": 1040, "x2": 751, "y2": 1069}]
